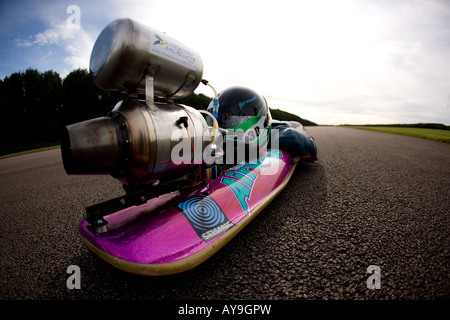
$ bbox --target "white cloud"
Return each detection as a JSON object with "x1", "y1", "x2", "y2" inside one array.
[
  {"x1": 4, "y1": 0, "x2": 450, "y2": 124},
  {"x1": 14, "y1": 20, "x2": 94, "y2": 76},
  {"x1": 14, "y1": 38, "x2": 33, "y2": 47}
]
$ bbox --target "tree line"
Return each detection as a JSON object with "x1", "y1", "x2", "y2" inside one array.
[
  {"x1": 0, "y1": 68, "x2": 116, "y2": 155},
  {"x1": 0, "y1": 68, "x2": 316, "y2": 156},
  {"x1": 349, "y1": 123, "x2": 450, "y2": 130}
]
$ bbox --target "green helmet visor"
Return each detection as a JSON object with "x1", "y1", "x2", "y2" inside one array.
[
  {"x1": 224, "y1": 107, "x2": 265, "y2": 131},
  {"x1": 225, "y1": 109, "x2": 270, "y2": 146}
]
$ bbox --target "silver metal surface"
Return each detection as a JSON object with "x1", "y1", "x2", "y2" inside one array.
[
  {"x1": 62, "y1": 116, "x2": 127, "y2": 175},
  {"x1": 90, "y1": 18, "x2": 203, "y2": 99},
  {"x1": 62, "y1": 99, "x2": 212, "y2": 186}
]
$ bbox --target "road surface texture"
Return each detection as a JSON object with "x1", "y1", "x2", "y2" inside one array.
[{"x1": 1, "y1": 127, "x2": 449, "y2": 301}]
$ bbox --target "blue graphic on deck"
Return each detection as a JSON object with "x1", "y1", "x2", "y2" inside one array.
[
  {"x1": 178, "y1": 195, "x2": 234, "y2": 242},
  {"x1": 220, "y1": 150, "x2": 283, "y2": 215}
]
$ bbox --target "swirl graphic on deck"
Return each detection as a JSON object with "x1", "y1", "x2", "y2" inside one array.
[
  {"x1": 178, "y1": 195, "x2": 234, "y2": 242},
  {"x1": 180, "y1": 196, "x2": 223, "y2": 230}
]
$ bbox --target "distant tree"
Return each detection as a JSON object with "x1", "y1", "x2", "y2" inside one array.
[
  {"x1": 361, "y1": 123, "x2": 450, "y2": 130},
  {"x1": 176, "y1": 93, "x2": 212, "y2": 110},
  {"x1": 41, "y1": 70, "x2": 63, "y2": 141},
  {"x1": 270, "y1": 108, "x2": 318, "y2": 126},
  {"x1": 0, "y1": 67, "x2": 318, "y2": 156},
  {"x1": 61, "y1": 68, "x2": 118, "y2": 125},
  {"x1": 23, "y1": 68, "x2": 52, "y2": 145},
  {"x1": 23, "y1": 68, "x2": 43, "y2": 116},
  {"x1": 0, "y1": 70, "x2": 35, "y2": 153}
]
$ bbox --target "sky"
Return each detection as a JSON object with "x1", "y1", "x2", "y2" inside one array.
[{"x1": 1, "y1": 0, "x2": 449, "y2": 125}]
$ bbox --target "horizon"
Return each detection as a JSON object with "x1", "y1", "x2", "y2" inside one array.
[{"x1": 1, "y1": 65, "x2": 449, "y2": 127}]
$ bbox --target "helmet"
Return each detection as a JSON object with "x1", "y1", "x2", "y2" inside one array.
[{"x1": 207, "y1": 86, "x2": 272, "y2": 146}]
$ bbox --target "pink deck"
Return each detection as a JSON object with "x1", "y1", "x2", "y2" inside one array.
[{"x1": 78, "y1": 149, "x2": 295, "y2": 267}]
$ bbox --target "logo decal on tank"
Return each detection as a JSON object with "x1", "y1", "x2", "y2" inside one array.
[
  {"x1": 153, "y1": 34, "x2": 168, "y2": 45},
  {"x1": 178, "y1": 194, "x2": 234, "y2": 242}
]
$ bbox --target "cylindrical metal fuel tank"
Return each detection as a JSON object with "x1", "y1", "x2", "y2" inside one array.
[{"x1": 90, "y1": 18, "x2": 203, "y2": 99}]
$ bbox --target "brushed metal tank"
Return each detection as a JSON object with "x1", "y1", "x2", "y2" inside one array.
[
  {"x1": 90, "y1": 18, "x2": 203, "y2": 99},
  {"x1": 62, "y1": 99, "x2": 211, "y2": 186}
]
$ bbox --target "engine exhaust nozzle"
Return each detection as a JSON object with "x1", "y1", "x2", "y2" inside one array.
[
  {"x1": 61, "y1": 99, "x2": 211, "y2": 187},
  {"x1": 61, "y1": 116, "x2": 127, "y2": 176}
]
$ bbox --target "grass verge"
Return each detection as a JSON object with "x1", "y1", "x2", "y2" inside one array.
[
  {"x1": 0, "y1": 145, "x2": 61, "y2": 159},
  {"x1": 345, "y1": 126, "x2": 450, "y2": 144}
]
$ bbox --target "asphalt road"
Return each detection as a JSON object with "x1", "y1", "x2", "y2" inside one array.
[{"x1": 1, "y1": 127, "x2": 449, "y2": 301}]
